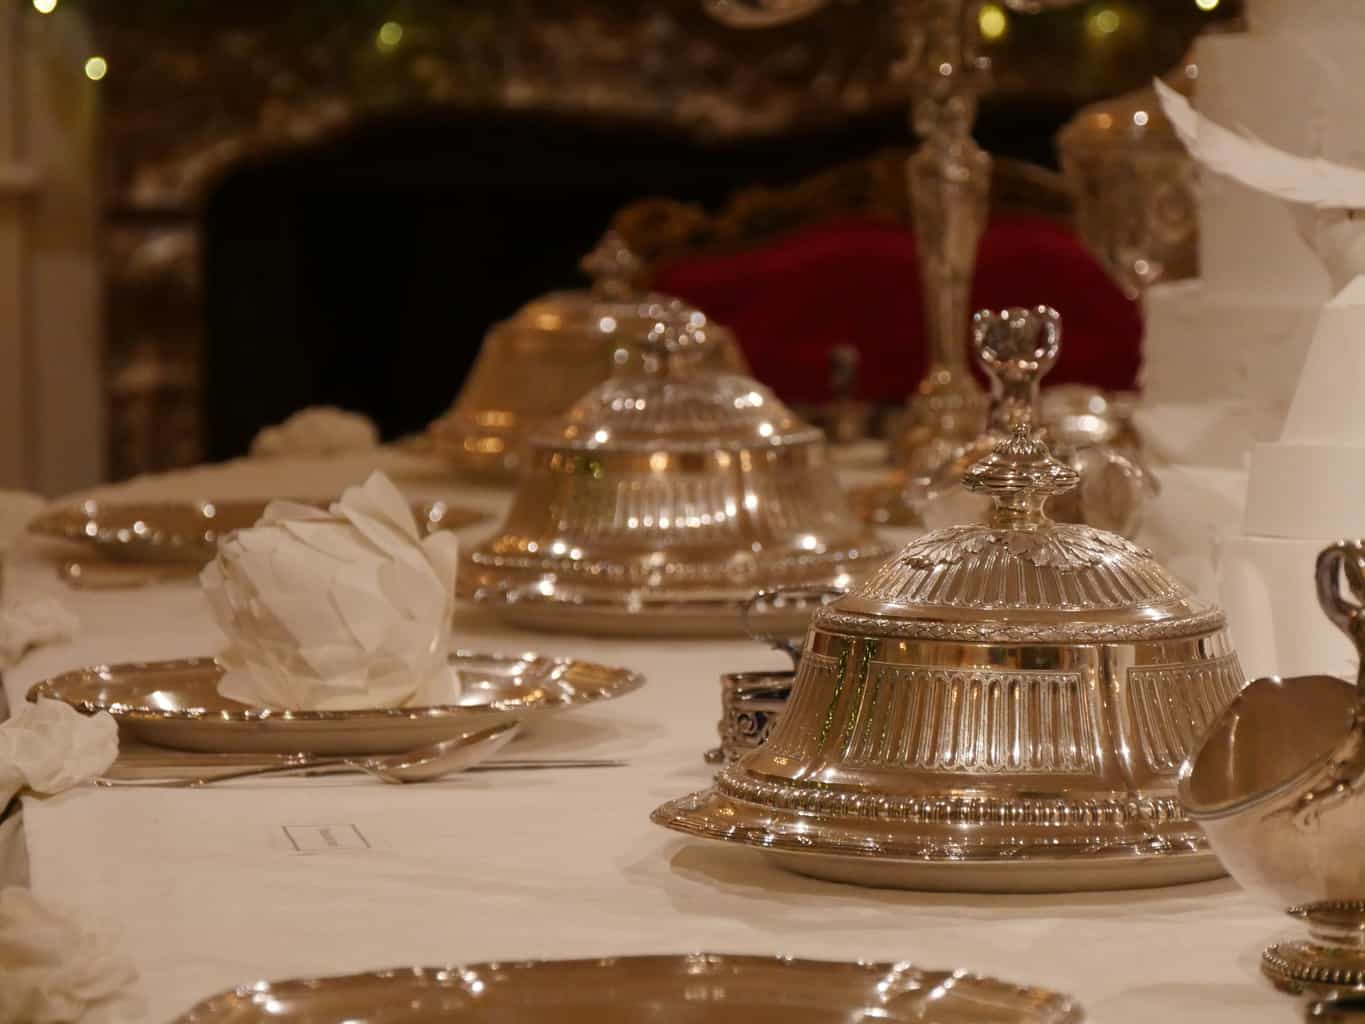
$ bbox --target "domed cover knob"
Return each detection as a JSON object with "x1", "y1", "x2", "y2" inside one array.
[
  {"x1": 962, "y1": 423, "x2": 1080, "y2": 529},
  {"x1": 581, "y1": 231, "x2": 643, "y2": 300},
  {"x1": 973, "y1": 305, "x2": 1061, "y2": 435}
]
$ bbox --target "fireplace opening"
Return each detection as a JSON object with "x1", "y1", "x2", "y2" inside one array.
[{"x1": 198, "y1": 103, "x2": 1071, "y2": 461}]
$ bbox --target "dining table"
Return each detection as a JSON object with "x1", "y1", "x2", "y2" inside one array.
[{"x1": 0, "y1": 445, "x2": 1297, "y2": 1023}]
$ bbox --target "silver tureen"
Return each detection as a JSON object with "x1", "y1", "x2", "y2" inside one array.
[
  {"x1": 655, "y1": 418, "x2": 1245, "y2": 891},
  {"x1": 428, "y1": 232, "x2": 747, "y2": 481},
  {"x1": 461, "y1": 303, "x2": 892, "y2": 636}
]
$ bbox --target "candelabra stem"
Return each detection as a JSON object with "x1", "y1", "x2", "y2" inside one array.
[{"x1": 898, "y1": 0, "x2": 990, "y2": 475}]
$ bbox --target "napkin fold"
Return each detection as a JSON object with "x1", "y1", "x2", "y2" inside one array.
[
  {"x1": 249, "y1": 406, "x2": 380, "y2": 459},
  {"x1": 0, "y1": 599, "x2": 79, "y2": 669},
  {"x1": 0, "y1": 698, "x2": 119, "y2": 810},
  {"x1": 0, "y1": 490, "x2": 45, "y2": 554},
  {"x1": 201, "y1": 471, "x2": 460, "y2": 710},
  {"x1": 0, "y1": 887, "x2": 143, "y2": 1024}
]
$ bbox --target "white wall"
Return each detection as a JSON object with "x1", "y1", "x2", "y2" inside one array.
[{"x1": 0, "y1": 3, "x2": 104, "y2": 494}]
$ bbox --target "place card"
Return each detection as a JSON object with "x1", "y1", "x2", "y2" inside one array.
[{"x1": 281, "y1": 824, "x2": 370, "y2": 853}]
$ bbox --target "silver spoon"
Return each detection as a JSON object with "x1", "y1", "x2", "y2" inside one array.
[{"x1": 97, "y1": 721, "x2": 521, "y2": 788}]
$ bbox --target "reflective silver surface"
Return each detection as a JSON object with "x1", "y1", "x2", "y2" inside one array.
[
  {"x1": 99, "y1": 750, "x2": 626, "y2": 785},
  {"x1": 463, "y1": 302, "x2": 891, "y2": 636},
  {"x1": 98, "y1": 722, "x2": 521, "y2": 787},
  {"x1": 704, "y1": 670, "x2": 794, "y2": 765},
  {"x1": 30, "y1": 498, "x2": 483, "y2": 565},
  {"x1": 1180, "y1": 540, "x2": 1365, "y2": 996},
  {"x1": 29, "y1": 651, "x2": 644, "y2": 755},
  {"x1": 428, "y1": 233, "x2": 747, "y2": 481},
  {"x1": 857, "y1": 308, "x2": 1155, "y2": 538},
  {"x1": 173, "y1": 953, "x2": 1084, "y2": 1023},
  {"x1": 656, "y1": 424, "x2": 1242, "y2": 891}
]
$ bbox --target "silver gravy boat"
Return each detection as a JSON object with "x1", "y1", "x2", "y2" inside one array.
[{"x1": 1180, "y1": 540, "x2": 1365, "y2": 996}]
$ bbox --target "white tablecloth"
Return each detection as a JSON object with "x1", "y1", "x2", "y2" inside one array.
[{"x1": 1, "y1": 451, "x2": 1297, "y2": 1022}]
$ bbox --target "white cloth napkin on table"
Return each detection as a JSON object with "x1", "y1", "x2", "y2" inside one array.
[
  {"x1": 0, "y1": 490, "x2": 45, "y2": 554},
  {"x1": 201, "y1": 471, "x2": 460, "y2": 710},
  {"x1": 0, "y1": 698, "x2": 118, "y2": 810},
  {"x1": 249, "y1": 406, "x2": 380, "y2": 459},
  {"x1": 0, "y1": 701, "x2": 132, "y2": 1021},
  {"x1": 0, "y1": 887, "x2": 143, "y2": 1023},
  {"x1": 0, "y1": 599, "x2": 78, "y2": 671}
]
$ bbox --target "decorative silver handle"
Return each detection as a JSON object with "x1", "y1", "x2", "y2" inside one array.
[
  {"x1": 1317, "y1": 541, "x2": 1365, "y2": 699},
  {"x1": 1285, "y1": 542, "x2": 1365, "y2": 828},
  {"x1": 741, "y1": 585, "x2": 846, "y2": 666}
]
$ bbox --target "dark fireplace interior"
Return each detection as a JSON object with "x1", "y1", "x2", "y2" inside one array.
[{"x1": 199, "y1": 102, "x2": 1073, "y2": 462}]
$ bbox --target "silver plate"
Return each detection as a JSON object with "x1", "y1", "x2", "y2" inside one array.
[
  {"x1": 173, "y1": 953, "x2": 1084, "y2": 1023},
  {"x1": 474, "y1": 585, "x2": 841, "y2": 638},
  {"x1": 654, "y1": 790, "x2": 1224, "y2": 893},
  {"x1": 30, "y1": 498, "x2": 487, "y2": 564},
  {"x1": 29, "y1": 652, "x2": 643, "y2": 755}
]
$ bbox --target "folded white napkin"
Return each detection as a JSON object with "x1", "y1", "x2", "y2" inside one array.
[
  {"x1": 0, "y1": 698, "x2": 118, "y2": 810},
  {"x1": 0, "y1": 887, "x2": 143, "y2": 1024},
  {"x1": 249, "y1": 406, "x2": 380, "y2": 459},
  {"x1": 0, "y1": 599, "x2": 79, "y2": 669},
  {"x1": 201, "y1": 471, "x2": 460, "y2": 710},
  {"x1": 0, "y1": 491, "x2": 45, "y2": 554}
]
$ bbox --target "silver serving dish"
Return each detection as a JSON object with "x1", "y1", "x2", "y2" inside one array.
[
  {"x1": 655, "y1": 421, "x2": 1244, "y2": 892},
  {"x1": 462, "y1": 307, "x2": 893, "y2": 637},
  {"x1": 428, "y1": 232, "x2": 747, "y2": 481},
  {"x1": 1180, "y1": 541, "x2": 1365, "y2": 997},
  {"x1": 854, "y1": 308, "x2": 1155, "y2": 539},
  {"x1": 29, "y1": 651, "x2": 643, "y2": 755},
  {"x1": 29, "y1": 498, "x2": 483, "y2": 565},
  {"x1": 174, "y1": 953, "x2": 1083, "y2": 1023}
]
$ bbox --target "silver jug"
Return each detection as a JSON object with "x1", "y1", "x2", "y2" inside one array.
[{"x1": 1180, "y1": 540, "x2": 1365, "y2": 996}]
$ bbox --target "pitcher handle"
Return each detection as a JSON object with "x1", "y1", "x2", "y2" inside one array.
[
  {"x1": 1316, "y1": 541, "x2": 1365, "y2": 699},
  {"x1": 740, "y1": 585, "x2": 845, "y2": 667},
  {"x1": 1288, "y1": 543, "x2": 1365, "y2": 827}
]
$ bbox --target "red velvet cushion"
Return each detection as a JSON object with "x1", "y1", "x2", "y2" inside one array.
[{"x1": 654, "y1": 213, "x2": 1142, "y2": 404}]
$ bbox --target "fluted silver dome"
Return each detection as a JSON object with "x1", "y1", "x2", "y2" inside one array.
[
  {"x1": 655, "y1": 424, "x2": 1245, "y2": 892},
  {"x1": 428, "y1": 232, "x2": 747, "y2": 480},
  {"x1": 462, "y1": 310, "x2": 890, "y2": 637}
]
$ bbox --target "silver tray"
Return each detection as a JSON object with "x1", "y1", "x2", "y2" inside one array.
[
  {"x1": 29, "y1": 651, "x2": 643, "y2": 755},
  {"x1": 173, "y1": 953, "x2": 1084, "y2": 1023},
  {"x1": 472, "y1": 584, "x2": 844, "y2": 638},
  {"x1": 30, "y1": 498, "x2": 486, "y2": 564},
  {"x1": 654, "y1": 790, "x2": 1222, "y2": 893}
]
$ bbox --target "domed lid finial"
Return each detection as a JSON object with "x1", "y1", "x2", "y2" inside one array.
[
  {"x1": 580, "y1": 231, "x2": 643, "y2": 300},
  {"x1": 973, "y1": 305, "x2": 1060, "y2": 435},
  {"x1": 623, "y1": 315, "x2": 711, "y2": 378},
  {"x1": 960, "y1": 306, "x2": 1076, "y2": 527},
  {"x1": 962, "y1": 424, "x2": 1079, "y2": 529}
]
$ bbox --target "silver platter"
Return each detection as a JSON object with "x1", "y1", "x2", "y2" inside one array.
[
  {"x1": 30, "y1": 498, "x2": 486, "y2": 564},
  {"x1": 29, "y1": 651, "x2": 643, "y2": 755},
  {"x1": 471, "y1": 583, "x2": 844, "y2": 638},
  {"x1": 173, "y1": 953, "x2": 1084, "y2": 1023},
  {"x1": 653, "y1": 789, "x2": 1224, "y2": 894}
]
